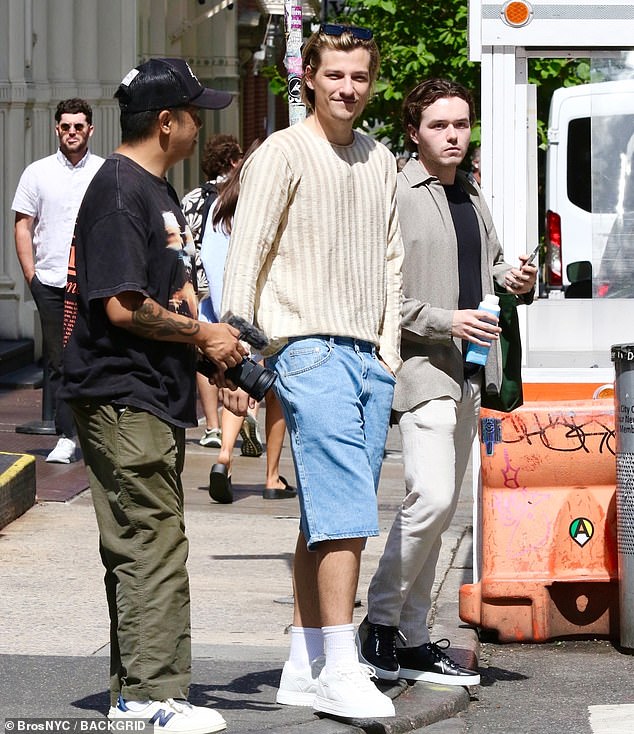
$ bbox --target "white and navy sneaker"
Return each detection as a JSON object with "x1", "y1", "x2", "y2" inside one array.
[{"x1": 108, "y1": 695, "x2": 226, "y2": 734}]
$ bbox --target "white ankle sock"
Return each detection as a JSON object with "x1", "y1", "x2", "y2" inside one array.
[
  {"x1": 122, "y1": 700, "x2": 150, "y2": 711},
  {"x1": 322, "y1": 623, "x2": 357, "y2": 670},
  {"x1": 287, "y1": 626, "x2": 324, "y2": 670}
]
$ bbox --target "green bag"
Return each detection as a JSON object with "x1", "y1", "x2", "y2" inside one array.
[{"x1": 480, "y1": 288, "x2": 523, "y2": 413}]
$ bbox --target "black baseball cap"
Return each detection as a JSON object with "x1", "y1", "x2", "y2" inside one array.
[{"x1": 115, "y1": 57, "x2": 233, "y2": 113}]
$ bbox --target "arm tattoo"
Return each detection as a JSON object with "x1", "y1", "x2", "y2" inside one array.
[{"x1": 130, "y1": 300, "x2": 201, "y2": 340}]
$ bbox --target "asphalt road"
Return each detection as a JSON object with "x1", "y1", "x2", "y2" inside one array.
[{"x1": 455, "y1": 638, "x2": 634, "y2": 734}]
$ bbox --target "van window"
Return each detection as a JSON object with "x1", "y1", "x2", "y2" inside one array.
[
  {"x1": 567, "y1": 118, "x2": 591, "y2": 212},
  {"x1": 593, "y1": 114, "x2": 634, "y2": 214},
  {"x1": 566, "y1": 114, "x2": 634, "y2": 215}
]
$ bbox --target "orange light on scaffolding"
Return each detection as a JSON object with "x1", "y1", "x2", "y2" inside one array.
[{"x1": 501, "y1": 1, "x2": 533, "y2": 28}]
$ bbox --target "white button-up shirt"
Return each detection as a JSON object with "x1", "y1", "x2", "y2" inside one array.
[{"x1": 12, "y1": 149, "x2": 104, "y2": 287}]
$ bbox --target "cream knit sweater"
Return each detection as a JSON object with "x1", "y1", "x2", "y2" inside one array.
[{"x1": 221, "y1": 121, "x2": 403, "y2": 374}]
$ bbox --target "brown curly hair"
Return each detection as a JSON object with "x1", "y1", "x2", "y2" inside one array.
[
  {"x1": 211, "y1": 139, "x2": 261, "y2": 236},
  {"x1": 402, "y1": 79, "x2": 475, "y2": 153},
  {"x1": 55, "y1": 98, "x2": 93, "y2": 124},
  {"x1": 201, "y1": 133, "x2": 242, "y2": 181}
]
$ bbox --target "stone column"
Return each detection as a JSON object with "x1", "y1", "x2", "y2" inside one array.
[
  {"x1": 47, "y1": 0, "x2": 75, "y2": 99},
  {"x1": 0, "y1": 0, "x2": 136, "y2": 343},
  {"x1": 1, "y1": 0, "x2": 35, "y2": 339}
]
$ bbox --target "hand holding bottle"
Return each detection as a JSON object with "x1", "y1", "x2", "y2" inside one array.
[
  {"x1": 452, "y1": 297, "x2": 501, "y2": 353},
  {"x1": 464, "y1": 294, "x2": 501, "y2": 366}
]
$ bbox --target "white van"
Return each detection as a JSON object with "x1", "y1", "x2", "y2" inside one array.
[{"x1": 544, "y1": 79, "x2": 634, "y2": 293}]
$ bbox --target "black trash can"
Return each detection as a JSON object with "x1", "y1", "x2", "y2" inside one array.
[{"x1": 611, "y1": 343, "x2": 634, "y2": 649}]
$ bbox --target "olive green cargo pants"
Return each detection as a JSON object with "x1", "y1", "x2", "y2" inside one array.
[{"x1": 71, "y1": 401, "x2": 191, "y2": 706}]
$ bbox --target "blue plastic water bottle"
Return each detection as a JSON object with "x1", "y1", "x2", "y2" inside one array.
[{"x1": 465, "y1": 294, "x2": 500, "y2": 366}]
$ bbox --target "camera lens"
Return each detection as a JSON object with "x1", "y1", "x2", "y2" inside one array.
[
  {"x1": 198, "y1": 355, "x2": 276, "y2": 401},
  {"x1": 249, "y1": 365, "x2": 277, "y2": 402},
  {"x1": 225, "y1": 358, "x2": 277, "y2": 401}
]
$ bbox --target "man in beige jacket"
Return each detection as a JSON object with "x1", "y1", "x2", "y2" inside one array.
[{"x1": 359, "y1": 78, "x2": 536, "y2": 684}]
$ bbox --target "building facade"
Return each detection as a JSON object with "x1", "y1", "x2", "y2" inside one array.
[{"x1": 0, "y1": 0, "x2": 315, "y2": 351}]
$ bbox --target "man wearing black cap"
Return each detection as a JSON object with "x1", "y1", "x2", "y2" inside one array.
[{"x1": 61, "y1": 58, "x2": 243, "y2": 733}]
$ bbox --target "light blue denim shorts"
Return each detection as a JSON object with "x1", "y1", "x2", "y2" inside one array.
[
  {"x1": 198, "y1": 296, "x2": 216, "y2": 323},
  {"x1": 267, "y1": 336, "x2": 396, "y2": 550}
]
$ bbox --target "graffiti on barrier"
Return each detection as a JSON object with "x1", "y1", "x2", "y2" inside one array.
[
  {"x1": 492, "y1": 490, "x2": 554, "y2": 558},
  {"x1": 485, "y1": 449, "x2": 553, "y2": 558},
  {"x1": 481, "y1": 413, "x2": 615, "y2": 455}
]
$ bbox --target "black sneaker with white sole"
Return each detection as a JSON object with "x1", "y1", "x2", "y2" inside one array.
[
  {"x1": 356, "y1": 615, "x2": 404, "y2": 681},
  {"x1": 396, "y1": 638, "x2": 480, "y2": 686}
]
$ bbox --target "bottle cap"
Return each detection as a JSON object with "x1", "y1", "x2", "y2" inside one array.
[{"x1": 483, "y1": 294, "x2": 500, "y2": 306}]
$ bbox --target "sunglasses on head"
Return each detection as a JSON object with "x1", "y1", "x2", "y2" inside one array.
[
  {"x1": 58, "y1": 122, "x2": 87, "y2": 133},
  {"x1": 320, "y1": 23, "x2": 373, "y2": 40}
]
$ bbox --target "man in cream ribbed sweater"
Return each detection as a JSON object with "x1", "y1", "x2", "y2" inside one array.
[{"x1": 221, "y1": 24, "x2": 403, "y2": 720}]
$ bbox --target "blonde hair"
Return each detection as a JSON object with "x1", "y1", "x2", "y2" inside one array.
[{"x1": 301, "y1": 26, "x2": 380, "y2": 112}]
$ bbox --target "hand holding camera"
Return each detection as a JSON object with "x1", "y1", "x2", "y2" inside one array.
[{"x1": 197, "y1": 313, "x2": 277, "y2": 401}]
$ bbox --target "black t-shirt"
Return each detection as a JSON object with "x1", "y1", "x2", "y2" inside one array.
[
  {"x1": 61, "y1": 153, "x2": 198, "y2": 428},
  {"x1": 443, "y1": 181, "x2": 482, "y2": 375},
  {"x1": 443, "y1": 182, "x2": 481, "y2": 310}
]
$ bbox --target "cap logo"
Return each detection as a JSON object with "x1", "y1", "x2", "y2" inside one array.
[
  {"x1": 184, "y1": 62, "x2": 199, "y2": 83},
  {"x1": 121, "y1": 68, "x2": 140, "y2": 87}
]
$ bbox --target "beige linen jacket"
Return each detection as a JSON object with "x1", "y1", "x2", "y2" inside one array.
[{"x1": 393, "y1": 158, "x2": 532, "y2": 414}]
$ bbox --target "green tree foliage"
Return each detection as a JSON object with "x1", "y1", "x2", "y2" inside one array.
[
  {"x1": 336, "y1": 0, "x2": 590, "y2": 151},
  {"x1": 335, "y1": 0, "x2": 477, "y2": 151},
  {"x1": 262, "y1": 1, "x2": 591, "y2": 151},
  {"x1": 528, "y1": 58, "x2": 591, "y2": 148}
]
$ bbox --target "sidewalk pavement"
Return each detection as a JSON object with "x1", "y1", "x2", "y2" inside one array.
[{"x1": 0, "y1": 384, "x2": 478, "y2": 732}]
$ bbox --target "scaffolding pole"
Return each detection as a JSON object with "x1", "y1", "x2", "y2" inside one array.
[{"x1": 284, "y1": 2, "x2": 306, "y2": 125}]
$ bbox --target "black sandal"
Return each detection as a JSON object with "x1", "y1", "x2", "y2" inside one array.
[
  {"x1": 262, "y1": 475, "x2": 297, "y2": 500},
  {"x1": 209, "y1": 463, "x2": 233, "y2": 504}
]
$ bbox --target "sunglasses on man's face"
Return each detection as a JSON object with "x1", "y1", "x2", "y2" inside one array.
[
  {"x1": 320, "y1": 23, "x2": 373, "y2": 40},
  {"x1": 58, "y1": 123, "x2": 87, "y2": 133}
]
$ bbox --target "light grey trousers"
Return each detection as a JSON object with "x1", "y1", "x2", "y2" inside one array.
[{"x1": 367, "y1": 377, "x2": 481, "y2": 646}]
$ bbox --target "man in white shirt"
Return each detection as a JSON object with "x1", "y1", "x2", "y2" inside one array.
[{"x1": 12, "y1": 98, "x2": 104, "y2": 463}]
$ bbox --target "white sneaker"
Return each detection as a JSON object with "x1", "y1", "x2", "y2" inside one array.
[
  {"x1": 108, "y1": 696, "x2": 226, "y2": 734},
  {"x1": 46, "y1": 437, "x2": 77, "y2": 464},
  {"x1": 276, "y1": 656, "x2": 325, "y2": 706},
  {"x1": 313, "y1": 661, "x2": 395, "y2": 719},
  {"x1": 199, "y1": 428, "x2": 222, "y2": 448}
]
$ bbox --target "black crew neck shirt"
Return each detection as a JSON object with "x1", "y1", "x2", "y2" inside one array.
[
  {"x1": 443, "y1": 181, "x2": 481, "y2": 310},
  {"x1": 443, "y1": 181, "x2": 483, "y2": 375}
]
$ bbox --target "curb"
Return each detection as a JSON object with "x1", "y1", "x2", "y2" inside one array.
[{"x1": 0, "y1": 452, "x2": 36, "y2": 529}]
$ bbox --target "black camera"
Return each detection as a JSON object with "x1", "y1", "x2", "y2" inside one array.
[
  {"x1": 197, "y1": 354, "x2": 276, "y2": 402},
  {"x1": 197, "y1": 312, "x2": 277, "y2": 401}
]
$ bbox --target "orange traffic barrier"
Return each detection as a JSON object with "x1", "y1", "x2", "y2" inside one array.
[
  {"x1": 523, "y1": 382, "x2": 613, "y2": 402},
  {"x1": 459, "y1": 399, "x2": 618, "y2": 642}
]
